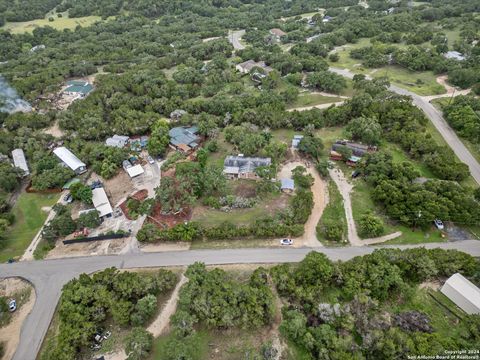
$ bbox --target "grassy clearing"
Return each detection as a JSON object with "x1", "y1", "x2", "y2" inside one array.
[
  {"x1": 289, "y1": 93, "x2": 344, "y2": 108},
  {"x1": 0, "y1": 192, "x2": 59, "y2": 263},
  {"x1": 205, "y1": 131, "x2": 235, "y2": 168},
  {"x1": 316, "y1": 180, "x2": 348, "y2": 246},
  {"x1": 0, "y1": 285, "x2": 31, "y2": 327},
  {"x1": 2, "y1": 16, "x2": 104, "y2": 34},
  {"x1": 191, "y1": 191, "x2": 287, "y2": 228},
  {"x1": 372, "y1": 66, "x2": 445, "y2": 96}
]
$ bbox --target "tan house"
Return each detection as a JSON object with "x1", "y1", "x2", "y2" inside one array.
[{"x1": 270, "y1": 28, "x2": 287, "y2": 40}]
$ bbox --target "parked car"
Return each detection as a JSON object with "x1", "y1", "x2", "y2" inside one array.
[
  {"x1": 64, "y1": 193, "x2": 73, "y2": 203},
  {"x1": 103, "y1": 331, "x2": 112, "y2": 340},
  {"x1": 147, "y1": 156, "x2": 155, "y2": 164},
  {"x1": 90, "y1": 344, "x2": 101, "y2": 351},
  {"x1": 94, "y1": 334, "x2": 104, "y2": 343},
  {"x1": 434, "y1": 219, "x2": 444, "y2": 230},
  {"x1": 8, "y1": 299, "x2": 16, "y2": 312},
  {"x1": 280, "y1": 238, "x2": 293, "y2": 246},
  {"x1": 352, "y1": 170, "x2": 360, "y2": 178},
  {"x1": 90, "y1": 180, "x2": 103, "y2": 189}
]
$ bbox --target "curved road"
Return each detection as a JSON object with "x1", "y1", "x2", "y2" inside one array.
[
  {"x1": 329, "y1": 67, "x2": 480, "y2": 185},
  {"x1": 3, "y1": 241, "x2": 480, "y2": 360},
  {"x1": 228, "y1": 30, "x2": 246, "y2": 50}
]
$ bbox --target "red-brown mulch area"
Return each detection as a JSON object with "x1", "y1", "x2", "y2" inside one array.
[
  {"x1": 146, "y1": 202, "x2": 192, "y2": 229},
  {"x1": 120, "y1": 189, "x2": 149, "y2": 220}
]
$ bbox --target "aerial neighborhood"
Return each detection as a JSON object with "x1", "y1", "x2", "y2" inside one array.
[{"x1": 0, "y1": 0, "x2": 479, "y2": 359}]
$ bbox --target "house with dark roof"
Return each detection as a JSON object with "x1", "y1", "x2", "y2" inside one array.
[
  {"x1": 169, "y1": 126, "x2": 200, "y2": 154},
  {"x1": 223, "y1": 156, "x2": 271, "y2": 180}
]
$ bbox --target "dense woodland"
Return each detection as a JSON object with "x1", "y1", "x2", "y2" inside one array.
[{"x1": 272, "y1": 249, "x2": 480, "y2": 359}]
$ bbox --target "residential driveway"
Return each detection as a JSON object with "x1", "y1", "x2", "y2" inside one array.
[
  {"x1": 228, "y1": 30, "x2": 246, "y2": 50},
  {"x1": 329, "y1": 66, "x2": 480, "y2": 185}
]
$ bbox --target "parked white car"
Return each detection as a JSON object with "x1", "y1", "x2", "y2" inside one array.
[
  {"x1": 8, "y1": 299, "x2": 16, "y2": 312},
  {"x1": 147, "y1": 156, "x2": 155, "y2": 164},
  {"x1": 280, "y1": 238, "x2": 293, "y2": 246},
  {"x1": 434, "y1": 219, "x2": 444, "y2": 230}
]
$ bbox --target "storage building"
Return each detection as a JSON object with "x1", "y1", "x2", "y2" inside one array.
[
  {"x1": 11, "y1": 149, "x2": 29, "y2": 176},
  {"x1": 440, "y1": 273, "x2": 480, "y2": 315},
  {"x1": 53, "y1": 147, "x2": 87, "y2": 174}
]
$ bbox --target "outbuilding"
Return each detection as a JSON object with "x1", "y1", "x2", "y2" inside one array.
[
  {"x1": 106, "y1": 135, "x2": 129, "y2": 148},
  {"x1": 126, "y1": 164, "x2": 144, "y2": 178},
  {"x1": 11, "y1": 149, "x2": 29, "y2": 176},
  {"x1": 53, "y1": 147, "x2": 87, "y2": 175},
  {"x1": 280, "y1": 178, "x2": 295, "y2": 193},
  {"x1": 92, "y1": 188, "x2": 113, "y2": 218},
  {"x1": 441, "y1": 273, "x2": 480, "y2": 314}
]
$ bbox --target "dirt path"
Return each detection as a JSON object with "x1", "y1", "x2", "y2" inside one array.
[
  {"x1": 328, "y1": 168, "x2": 401, "y2": 246},
  {"x1": 278, "y1": 161, "x2": 327, "y2": 247},
  {"x1": 102, "y1": 274, "x2": 187, "y2": 360},
  {"x1": 422, "y1": 75, "x2": 471, "y2": 102},
  {"x1": 147, "y1": 274, "x2": 187, "y2": 337},
  {"x1": 0, "y1": 279, "x2": 35, "y2": 360},
  {"x1": 287, "y1": 101, "x2": 344, "y2": 112}
]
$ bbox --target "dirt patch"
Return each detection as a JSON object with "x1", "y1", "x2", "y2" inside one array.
[
  {"x1": 146, "y1": 203, "x2": 192, "y2": 229},
  {"x1": 43, "y1": 121, "x2": 65, "y2": 138},
  {"x1": 0, "y1": 278, "x2": 35, "y2": 360},
  {"x1": 232, "y1": 181, "x2": 257, "y2": 198},
  {"x1": 46, "y1": 236, "x2": 130, "y2": 259},
  {"x1": 99, "y1": 171, "x2": 136, "y2": 208},
  {"x1": 140, "y1": 242, "x2": 191, "y2": 252},
  {"x1": 419, "y1": 280, "x2": 441, "y2": 291}
]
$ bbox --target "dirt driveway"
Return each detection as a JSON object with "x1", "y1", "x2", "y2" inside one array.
[
  {"x1": 0, "y1": 278, "x2": 35, "y2": 360},
  {"x1": 277, "y1": 161, "x2": 327, "y2": 247}
]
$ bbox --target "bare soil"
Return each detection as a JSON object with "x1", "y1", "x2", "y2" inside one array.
[
  {"x1": 98, "y1": 171, "x2": 135, "y2": 208},
  {"x1": 0, "y1": 278, "x2": 35, "y2": 360}
]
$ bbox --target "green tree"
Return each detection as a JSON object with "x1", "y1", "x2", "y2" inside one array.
[
  {"x1": 69, "y1": 183, "x2": 93, "y2": 204},
  {"x1": 124, "y1": 328, "x2": 153, "y2": 360},
  {"x1": 130, "y1": 294, "x2": 157, "y2": 326},
  {"x1": 148, "y1": 119, "x2": 170, "y2": 157},
  {"x1": 358, "y1": 212, "x2": 384, "y2": 238}
]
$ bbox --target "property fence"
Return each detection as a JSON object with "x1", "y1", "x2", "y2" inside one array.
[{"x1": 62, "y1": 233, "x2": 128, "y2": 245}]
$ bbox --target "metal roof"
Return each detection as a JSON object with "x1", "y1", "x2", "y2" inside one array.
[
  {"x1": 53, "y1": 147, "x2": 86, "y2": 172},
  {"x1": 281, "y1": 178, "x2": 295, "y2": 190},
  {"x1": 91, "y1": 188, "x2": 113, "y2": 218},
  {"x1": 11, "y1": 148, "x2": 29, "y2": 175},
  {"x1": 106, "y1": 135, "x2": 129, "y2": 148},
  {"x1": 441, "y1": 273, "x2": 480, "y2": 314},
  {"x1": 126, "y1": 164, "x2": 144, "y2": 178},
  {"x1": 64, "y1": 82, "x2": 93, "y2": 95},
  {"x1": 169, "y1": 126, "x2": 200, "y2": 148}
]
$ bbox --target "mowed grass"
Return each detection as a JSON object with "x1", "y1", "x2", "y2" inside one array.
[
  {"x1": 0, "y1": 192, "x2": 59, "y2": 262},
  {"x1": 2, "y1": 16, "x2": 103, "y2": 34},
  {"x1": 289, "y1": 93, "x2": 344, "y2": 108},
  {"x1": 372, "y1": 66, "x2": 445, "y2": 96}
]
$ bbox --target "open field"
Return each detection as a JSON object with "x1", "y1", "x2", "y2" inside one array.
[
  {"x1": 2, "y1": 16, "x2": 103, "y2": 34},
  {"x1": 372, "y1": 66, "x2": 445, "y2": 96},
  {"x1": 289, "y1": 93, "x2": 344, "y2": 108},
  {"x1": 0, "y1": 193, "x2": 59, "y2": 263}
]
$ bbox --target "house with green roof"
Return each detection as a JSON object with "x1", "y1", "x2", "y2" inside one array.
[{"x1": 64, "y1": 80, "x2": 94, "y2": 97}]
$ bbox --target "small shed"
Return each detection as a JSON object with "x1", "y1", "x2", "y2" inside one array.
[
  {"x1": 126, "y1": 164, "x2": 144, "y2": 178},
  {"x1": 11, "y1": 149, "x2": 29, "y2": 176},
  {"x1": 292, "y1": 135, "x2": 304, "y2": 149},
  {"x1": 441, "y1": 273, "x2": 480, "y2": 315},
  {"x1": 280, "y1": 178, "x2": 295, "y2": 193}
]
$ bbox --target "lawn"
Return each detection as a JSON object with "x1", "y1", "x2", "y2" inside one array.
[
  {"x1": 372, "y1": 66, "x2": 445, "y2": 96},
  {"x1": 327, "y1": 38, "x2": 373, "y2": 73},
  {"x1": 2, "y1": 16, "x2": 104, "y2": 34},
  {"x1": 0, "y1": 192, "x2": 59, "y2": 263},
  {"x1": 289, "y1": 93, "x2": 344, "y2": 109},
  {"x1": 205, "y1": 131, "x2": 235, "y2": 168}
]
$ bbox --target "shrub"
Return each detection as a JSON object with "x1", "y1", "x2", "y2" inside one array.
[
  {"x1": 124, "y1": 328, "x2": 153, "y2": 360},
  {"x1": 358, "y1": 212, "x2": 384, "y2": 238}
]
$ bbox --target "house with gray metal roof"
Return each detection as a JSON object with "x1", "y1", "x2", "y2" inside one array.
[
  {"x1": 280, "y1": 178, "x2": 295, "y2": 193},
  {"x1": 223, "y1": 156, "x2": 271, "y2": 180},
  {"x1": 11, "y1": 149, "x2": 29, "y2": 176},
  {"x1": 106, "y1": 135, "x2": 129, "y2": 148},
  {"x1": 169, "y1": 126, "x2": 200, "y2": 154}
]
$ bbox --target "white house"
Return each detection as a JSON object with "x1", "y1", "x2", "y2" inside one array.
[
  {"x1": 92, "y1": 188, "x2": 113, "y2": 218},
  {"x1": 106, "y1": 135, "x2": 129, "y2": 148},
  {"x1": 53, "y1": 147, "x2": 87, "y2": 175},
  {"x1": 441, "y1": 273, "x2": 480, "y2": 315},
  {"x1": 11, "y1": 149, "x2": 29, "y2": 176}
]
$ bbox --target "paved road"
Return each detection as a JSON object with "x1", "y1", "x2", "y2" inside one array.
[
  {"x1": 3, "y1": 241, "x2": 480, "y2": 360},
  {"x1": 329, "y1": 67, "x2": 480, "y2": 185},
  {"x1": 228, "y1": 30, "x2": 246, "y2": 50}
]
